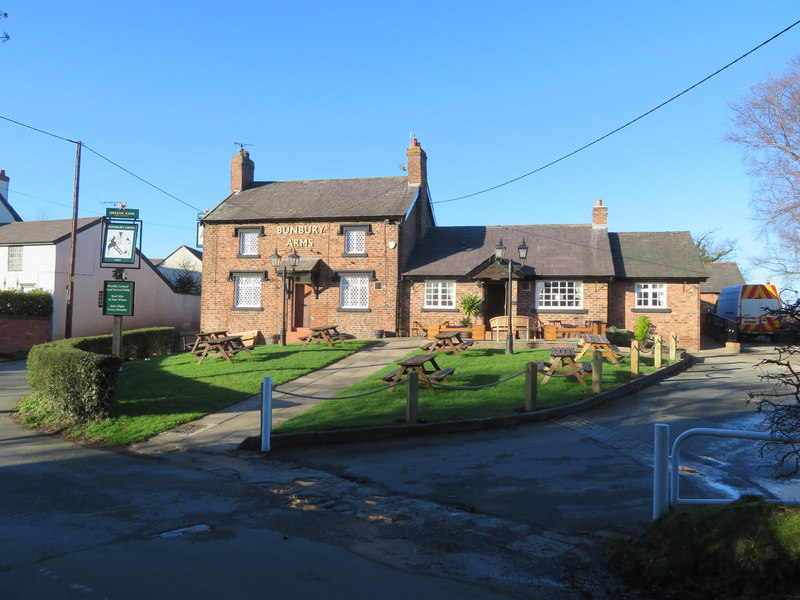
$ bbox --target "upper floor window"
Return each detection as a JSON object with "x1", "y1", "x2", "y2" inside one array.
[
  {"x1": 340, "y1": 274, "x2": 369, "y2": 309},
  {"x1": 424, "y1": 280, "x2": 456, "y2": 309},
  {"x1": 239, "y1": 230, "x2": 259, "y2": 256},
  {"x1": 535, "y1": 280, "x2": 583, "y2": 309},
  {"x1": 7, "y1": 246, "x2": 22, "y2": 271},
  {"x1": 340, "y1": 224, "x2": 371, "y2": 256},
  {"x1": 635, "y1": 282, "x2": 667, "y2": 308}
]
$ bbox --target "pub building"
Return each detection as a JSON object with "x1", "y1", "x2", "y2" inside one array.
[{"x1": 200, "y1": 140, "x2": 706, "y2": 350}]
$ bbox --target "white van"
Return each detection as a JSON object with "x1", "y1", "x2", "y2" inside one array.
[{"x1": 715, "y1": 284, "x2": 782, "y2": 339}]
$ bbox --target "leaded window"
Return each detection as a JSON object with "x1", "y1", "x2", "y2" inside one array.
[
  {"x1": 234, "y1": 275, "x2": 261, "y2": 308},
  {"x1": 239, "y1": 231, "x2": 259, "y2": 256},
  {"x1": 344, "y1": 229, "x2": 366, "y2": 254},
  {"x1": 7, "y1": 246, "x2": 22, "y2": 272},
  {"x1": 340, "y1": 275, "x2": 369, "y2": 309}
]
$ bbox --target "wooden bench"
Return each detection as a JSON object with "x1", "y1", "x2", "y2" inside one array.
[
  {"x1": 431, "y1": 367, "x2": 455, "y2": 382},
  {"x1": 381, "y1": 368, "x2": 404, "y2": 383},
  {"x1": 229, "y1": 330, "x2": 262, "y2": 347},
  {"x1": 419, "y1": 342, "x2": 435, "y2": 351},
  {"x1": 459, "y1": 340, "x2": 475, "y2": 351}
]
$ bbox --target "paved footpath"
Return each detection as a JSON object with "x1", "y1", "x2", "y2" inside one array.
[{"x1": 129, "y1": 338, "x2": 421, "y2": 455}]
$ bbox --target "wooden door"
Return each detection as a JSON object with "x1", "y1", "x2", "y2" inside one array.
[{"x1": 292, "y1": 284, "x2": 312, "y2": 328}]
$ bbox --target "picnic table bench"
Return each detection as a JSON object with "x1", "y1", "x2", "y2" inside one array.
[
  {"x1": 574, "y1": 334, "x2": 622, "y2": 362},
  {"x1": 300, "y1": 325, "x2": 345, "y2": 348},
  {"x1": 419, "y1": 330, "x2": 474, "y2": 357},
  {"x1": 381, "y1": 353, "x2": 455, "y2": 392},
  {"x1": 195, "y1": 334, "x2": 255, "y2": 365},
  {"x1": 188, "y1": 330, "x2": 228, "y2": 354},
  {"x1": 540, "y1": 346, "x2": 589, "y2": 386}
]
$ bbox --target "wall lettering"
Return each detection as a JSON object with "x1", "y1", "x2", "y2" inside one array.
[{"x1": 276, "y1": 225, "x2": 326, "y2": 235}]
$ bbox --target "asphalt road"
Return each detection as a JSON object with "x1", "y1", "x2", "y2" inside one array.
[{"x1": 0, "y1": 342, "x2": 791, "y2": 599}]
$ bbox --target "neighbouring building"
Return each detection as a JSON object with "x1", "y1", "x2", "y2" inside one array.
[
  {"x1": 153, "y1": 245, "x2": 203, "y2": 294},
  {"x1": 200, "y1": 140, "x2": 707, "y2": 350},
  {"x1": 700, "y1": 262, "x2": 746, "y2": 313},
  {"x1": 0, "y1": 172, "x2": 201, "y2": 347}
]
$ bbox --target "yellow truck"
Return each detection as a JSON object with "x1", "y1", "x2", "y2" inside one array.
[{"x1": 715, "y1": 284, "x2": 782, "y2": 340}]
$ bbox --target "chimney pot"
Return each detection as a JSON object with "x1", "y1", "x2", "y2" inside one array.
[
  {"x1": 406, "y1": 140, "x2": 427, "y2": 187},
  {"x1": 231, "y1": 150, "x2": 255, "y2": 193}
]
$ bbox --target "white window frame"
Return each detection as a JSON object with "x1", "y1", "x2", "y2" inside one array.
[
  {"x1": 535, "y1": 280, "x2": 583, "y2": 309},
  {"x1": 344, "y1": 228, "x2": 366, "y2": 255},
  {"x1": 424, "y1": 280, "x2": 456, "y2": 309},
  {"x1": 7, "y1": 246, "x2": 22, "y2": 272},
  {"x1": 340, "y1": 274, "x2": 369, "y2": 309},
  {"x1": 238, "y1": 230, "x2": 259, "y2": 256},
  {"x1": 233, "y1": 274, "x2": 262, "y2": 308},
  {"x1": 635, "y1": 282, "x2": 667, "y2": 308}
]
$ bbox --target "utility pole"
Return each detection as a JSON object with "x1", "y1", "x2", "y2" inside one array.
[{"x1": 64, "y1": 141, "x2": 82, "y2": 339}]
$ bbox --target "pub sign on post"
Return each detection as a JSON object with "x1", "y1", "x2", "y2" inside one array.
[
  {"x1": 102, "y1": 222, "x2": 139, "y2": 264},
  {"x1": 103, "y1": 280, "x2": 135, "y2": 316}
]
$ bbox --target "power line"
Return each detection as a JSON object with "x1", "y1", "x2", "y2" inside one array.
[
  {"x1": 434, "y1": 18, "x2": 800, "y2": 205},
  {"x1": 0, "y1": 114, "x2": 203, "y2": 212}
]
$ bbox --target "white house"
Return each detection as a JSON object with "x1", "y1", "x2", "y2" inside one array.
[
  {"x1": 153, "y1": 245, "x2": 202, "y2": 294},
  {"x1": 0, "y1": 172, "x2": 200, "y2": 341}
]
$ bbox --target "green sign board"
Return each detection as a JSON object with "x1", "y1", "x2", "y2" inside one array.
[
  {"x1": 102, "y1": 221, "x2": 139, "y2": 264},
  {"x1": 103, "y1": 281, "x2": 135, "y2": 316},
  {"x1": 106, "y1": 207, "x2": 139, "y2": 219}
]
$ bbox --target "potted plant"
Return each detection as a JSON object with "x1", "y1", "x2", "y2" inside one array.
[{"x1": 458, "y1": 294, "x2": 482, "y2": 339}]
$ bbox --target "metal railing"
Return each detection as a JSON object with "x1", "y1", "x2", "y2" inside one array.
[
  {"x1": 701, "y1": 312, "x2": 738, "y2": 343},
  {"x1": 652, "y1": 423, "x2": 800, "y2": 519}
]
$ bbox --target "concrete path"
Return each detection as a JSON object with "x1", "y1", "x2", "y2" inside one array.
[{"x1": 129, "y1": 338, "x2": 421, "y2": 455}]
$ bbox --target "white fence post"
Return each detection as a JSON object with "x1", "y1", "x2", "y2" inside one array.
[
  {"x1": 653, "y1": 423, "x2": 670, "y2": 520},
  {"x1": 261, "y1": 376, "x2": 272, "y2": 453}
]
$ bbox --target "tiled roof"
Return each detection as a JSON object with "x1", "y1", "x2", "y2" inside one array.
[
  {"x1": 403, "y1": 225, "x2": 616, "y2": 278},
  {"x1": 0, "y1": 217, "x2": 102, "y2": 245},
  {"x1": 608, "y1": 232, "x2": 707, "y2": 279},
  {"x1": 204, "y1": 177, "x2": 417, "y2": 222},
  {"x1": 701, "y1": 262, "x2": 745, "y2": 293}
]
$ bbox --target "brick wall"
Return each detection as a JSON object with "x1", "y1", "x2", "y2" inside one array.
[
  {"x1": 201, "y1": 219, "x2": 402, "y2": 339},
  {"x1": 609, "y1": 281, "x2": 701, "y2": 351},
  {"x1": 0, "y1": 316, "x2": 51, "y2": 353}
]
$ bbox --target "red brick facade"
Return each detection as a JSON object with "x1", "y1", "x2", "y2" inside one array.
[{"x1": 0, "y1": 316, "x2": 51, "y2": 353}]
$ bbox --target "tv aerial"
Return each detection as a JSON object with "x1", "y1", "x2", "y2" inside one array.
[{"x1": 234, "y1": 142, "x2": 255, "y2": 149}]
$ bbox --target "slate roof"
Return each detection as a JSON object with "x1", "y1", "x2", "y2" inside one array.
[
  {"x1": 203, "y1": 177, "x2": 418, "y2": 222},
  {"x1": 608, "y1": 232, "x2": 707, "y2": 279},
  {"x1": 0, "y1": 193, "x2": 22, "y2": 223},
  {"x1": 0, "y1": 217, "x2": 102, "y2": 245},
  {"x1": 403, "y1": 225, "x2": 616, "y2": 278},
  {"x1": 701, "y1": 262, "x2": 745, "y2": 293}
]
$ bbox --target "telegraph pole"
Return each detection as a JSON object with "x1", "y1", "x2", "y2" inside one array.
[{"x1": 64, "y1": 140, "x2": 81, "y2": 339}]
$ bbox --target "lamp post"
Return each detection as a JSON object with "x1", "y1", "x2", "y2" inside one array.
[
  {"x1": 494, "y1": 239, "x2": 529, "y2": 355},
  {"x1": 269, "y1": 248, "x2": 300, "y2": 346}
]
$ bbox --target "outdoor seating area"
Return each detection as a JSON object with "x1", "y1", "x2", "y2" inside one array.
[
  {"x1": 539, "y1": 346, "x2": 589, "y2": 386},
  {"x1": 489, "y1": 315, "x2": 540, "y2": 341},
  {"x1": 191, "y1": 331, "x2": 256, "y2": 365},
  {"x1": 542, "y1": 320, "x2": 607, "y2": 341},
  {"x1": 575, "y1": 333, "x2": 621, "y2": 361},
  {"x1": 381, "y1": 353, "x2": 455, "y2": 393}
]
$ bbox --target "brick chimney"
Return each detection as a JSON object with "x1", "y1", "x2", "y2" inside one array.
[
  {"x1": 230, "y1": 149, "x2": 255, "y2": 193},
  {"x1": 0, "y1": 170, "x2": 8, "y2": 204},
  {"x1": 592, "y1": 199, "x2": 607, "y2": 230},
  {"x1": 406, "y1": 138, "x2": 427, "y2": 188}
]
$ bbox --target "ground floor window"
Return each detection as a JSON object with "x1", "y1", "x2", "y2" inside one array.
[
  {"x1": 234, "y1": 275, "x2": 262, "y2": 308},
  {"x1": 424, "y1": 280, "x2": 456, "y2": 309},
  {"x1": 635, "y1": 282, "x2": 667, "y2": 308},
  {"x1": 535, "y1": 280, "x2": 583, "y2": 309},
  {"x1": 340, "y1": 274, "x2": 369, "y2": 309}
]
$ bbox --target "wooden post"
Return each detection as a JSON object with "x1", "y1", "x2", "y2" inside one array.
[
  {"x1": 406, "y1": 370, "x2": 419, "y2": 424},
  {"x1": 631, "y1": 340, "x2": 640, "y2": 379},
  {"x1": 669, "y1": 333, "x2": 678, "y2": 361},
  {"x1": 592, "y1": 351, "x2": 602, "y2": 393},
  {"x1": 525, "y1": 362, "x2": 537, "y2": 411},
  {"x1": 654, "y1": 334, "x2": 663, "y2": 368}
]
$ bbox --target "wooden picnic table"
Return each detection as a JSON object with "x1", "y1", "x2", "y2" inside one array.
[
  {"x1": 574, "y1": 334, "x2": 622, "y2": 362},
  {"x1": 302, "y1": 325, "x2": 344, "y2": 348},
  {"x1": 420, "y1": 330, "x2": 475, "y2": 357},
  {"x1": 382, "y1": 353, "x2": 455, "y2": 393},
  {"x1": 188, "y1": 330, "x2": 228, "y2": 354},
  {"x1": 540, "y1": 346, "x2": 588, "y2": 386},
  {"x1": 195, "y1": 335, "x2": 253, "y2": 365}
]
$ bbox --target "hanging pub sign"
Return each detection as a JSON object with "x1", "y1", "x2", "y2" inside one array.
[
  {"x1": 196, "y1": 212, "x2": 206, "y2": 248},
  {"x1": 102, "y1": 221, "x2": 138, "y2": 264}
]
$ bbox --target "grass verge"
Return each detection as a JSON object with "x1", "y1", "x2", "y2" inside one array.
[
  {"x1": 16, "y1": 340, "x2": 376, "y2": 446},
  {"x1": 608, "y1": 496, "x2": 800, "y2": 599},
  {"x1": 273, "y1": 346, "x2": 664, "y2": 433}
]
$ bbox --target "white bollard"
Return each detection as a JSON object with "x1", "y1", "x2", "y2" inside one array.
[{"x1": 652, "y1": 423, "x2": 670, "y2": 519}]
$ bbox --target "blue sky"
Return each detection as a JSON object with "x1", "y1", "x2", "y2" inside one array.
[{"x1": 1, "y1": 2, "x2": 798, "y2": 288}]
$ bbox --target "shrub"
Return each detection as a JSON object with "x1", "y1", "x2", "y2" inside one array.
[
  {"x1": 459, "y1": 294, "x2": 482, "y2": 327},
  {"x1": 606, "y1": 326, "x2": 633, "y2": 347},
  {"x1": 634, "y1": 316, "x2": 652, "y2": 341},
  {"x1": 74, "y1": 327, "x2": 175, "y2": 360},
  {"x1": 0, "y1": 288, "x2": 52, "y2": 317}
]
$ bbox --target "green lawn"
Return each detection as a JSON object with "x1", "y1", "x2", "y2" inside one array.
[
  {"x1": 18, "y1": 340, "x2": 377, "y2": 446},
  {"x1": 274, "y1": 346, "x2": 664, "y2": 433}
]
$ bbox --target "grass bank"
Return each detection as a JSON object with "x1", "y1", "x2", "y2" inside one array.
[
  {"x1": 274, "y1": 346, "x2": 664, "y2": 433},
  {"x1": 17, "y1": 340, "x2": 376, "y2": 446}
]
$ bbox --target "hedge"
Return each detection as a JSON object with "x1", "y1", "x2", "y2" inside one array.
[
  {"x1": 0, "y1": 289, "x2": 52, "y2": 317},
  {"x1": 26, "y1": 327, "x2": 176, "y2": 422}
]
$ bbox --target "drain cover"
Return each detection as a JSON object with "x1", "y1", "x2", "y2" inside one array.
[{"x1": 170, "y1": 423, "x2": 206, "y2": 434}]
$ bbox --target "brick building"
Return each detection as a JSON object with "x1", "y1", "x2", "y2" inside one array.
[{"x1": 200, "y1": 141, "x2": 707, "y2": 349}]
